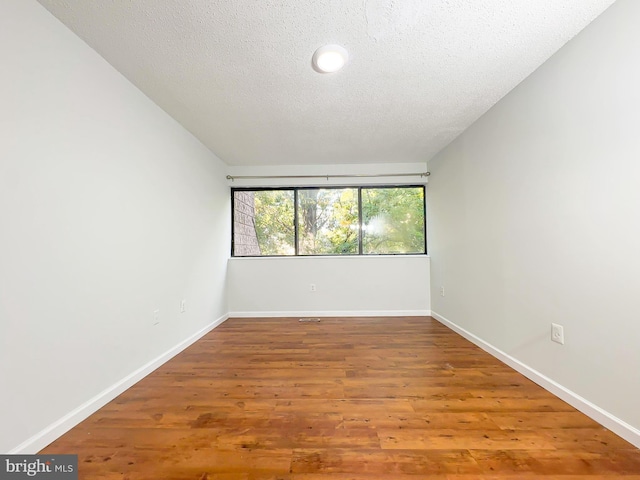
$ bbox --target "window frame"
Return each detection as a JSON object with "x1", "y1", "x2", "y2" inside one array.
[{"x1": 231, "y1": 184, "x2": 427, "y2": 257}]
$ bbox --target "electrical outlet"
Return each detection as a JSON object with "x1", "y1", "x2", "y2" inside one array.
[
  {"x1": 551, "y1": 323, "x2": 564, "y2": 345},
  {"x1": 153, "y1": 309, "x2": 160, "y2": 326},
  {"x1": 440, "y1": 286, "x2": 445, "y2": 297},
  {"x1": 310, "y1": 284, "x2": 316, "y2": 292},
  {"x1": 180, "y1": 299, "x2": 186, "y2": 313}
]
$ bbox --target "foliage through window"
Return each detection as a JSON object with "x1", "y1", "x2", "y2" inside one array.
[{"x1": 232, "y1": 186, "x2": 425, "y2": 256}]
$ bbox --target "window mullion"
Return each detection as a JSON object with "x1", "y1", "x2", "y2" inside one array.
[
  {"x1": 294, "y1": 189, "x2": 299, "y2": 256},
  {"x1": 358, "y1": 187, "x2": 363, "y2": 255}
]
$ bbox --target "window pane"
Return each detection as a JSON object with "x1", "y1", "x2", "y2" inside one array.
[
  {"x1": 362, "y1": 187, "x2": 425, "y2": 254},
  {"x1": 298, "y1": 188, "x2": 358, "y2": 255},
  {"x1": 233, "y1": 190, "x2": 294, "y2": 256}
]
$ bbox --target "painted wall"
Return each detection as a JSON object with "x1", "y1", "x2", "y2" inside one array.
[
  {"x1": 428, "y1": 0, "x2": 640, "y2": 443},
  {"x1": 226, "y1": 162, "x2": 430, "y2": 317},
  {"x1": 0, "y1": 1, "x2": 230, "y2": 453},
  {"x1": 228, "y1": 256, "x2": 430, "y2": 317}
]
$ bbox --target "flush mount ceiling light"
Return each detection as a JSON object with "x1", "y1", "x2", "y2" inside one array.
[{"x1": 312, "y1": 44, "x2": 349, "y2": 73}]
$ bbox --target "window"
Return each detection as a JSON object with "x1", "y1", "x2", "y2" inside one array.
[{"x1": 232, "y1": 186, "x2": 425, "y2": 257}]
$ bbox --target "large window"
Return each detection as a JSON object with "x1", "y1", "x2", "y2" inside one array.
[{"x1": 232, "y1": 186, "x2": 426, "y2": 256}]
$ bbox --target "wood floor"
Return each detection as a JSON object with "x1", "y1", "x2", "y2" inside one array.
[{"x1": 41, "y1": 316, "x2": 640, "y2": 479}]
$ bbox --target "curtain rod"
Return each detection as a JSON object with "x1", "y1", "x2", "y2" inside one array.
[{"x1": 226, "y1": 171, "x2": 430, "y2": 181}]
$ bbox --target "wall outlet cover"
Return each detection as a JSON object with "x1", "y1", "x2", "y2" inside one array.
[{"x1": 551, "y1": 323, "x2": 565, "y2": 345}]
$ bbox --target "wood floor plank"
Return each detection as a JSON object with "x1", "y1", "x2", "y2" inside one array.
[
  {"x1": 290, "y1": 448, "x2": 483, "y2": 475},
  {"x1": 470, "y1": 448, "x2": 640, "y2": 475},
  {"x1": 341, "y1": 411, "x2": 503, "y2": 431},
  {"x1": 487, "y1": 411, "x2": 603, "y2": 430},
  {"x1": 377, "y1": 428, "x2": 557, "y2": 450},
  {"x1": 40, "y1": 316, "x2": 640, "y2": 478}
]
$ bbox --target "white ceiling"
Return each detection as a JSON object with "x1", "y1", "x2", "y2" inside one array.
[{"x1": 37, "y1": 0, "x2": 615, "y2": 167}]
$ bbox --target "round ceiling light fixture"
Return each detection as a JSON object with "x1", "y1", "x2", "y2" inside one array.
[{"x1": 312, "y1": 44, "x2": 349, "y2": 73}]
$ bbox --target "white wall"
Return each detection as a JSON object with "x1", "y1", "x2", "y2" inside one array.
[
  {"x1": 226, "y1": 162, "x2": 431, "y2": 317},
  {"x1": 0, "y1": 0, "x2": 230, "y2": 453},
  {"x1": 228, "y1": 256, "x2": 430, "y2": 317},
  {"x1": 428, "y1": 0, "x2": 640, "y2": 445}
]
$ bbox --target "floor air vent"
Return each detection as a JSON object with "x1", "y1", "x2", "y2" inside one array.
[{"x1": 299, "y1": 318, "x2": 321, "y2": 322}]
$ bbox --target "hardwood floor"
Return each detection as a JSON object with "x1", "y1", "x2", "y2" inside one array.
[{"x1": 40, "y1": 317, "x2": 640, "y2": 478}]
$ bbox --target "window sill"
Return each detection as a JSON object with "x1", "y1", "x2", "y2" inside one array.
[{"x1": 229, "y1": 254, "x2": 430, "y2": 260}]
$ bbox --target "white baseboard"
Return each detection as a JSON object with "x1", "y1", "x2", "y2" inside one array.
[
  {"x1": 431, "y1": 311, "x2": 640, "y2": 449},
  {"x1": 9, "y1": 314, "x2": 229, "y2": 454},
  {"x1": 228, "y1": 310, "x2": 431, "y2": 318}
]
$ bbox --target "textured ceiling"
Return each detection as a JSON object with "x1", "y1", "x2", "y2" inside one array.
[{"x1": 37, "y1": 0, "x2": 615, "y2": 166}]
